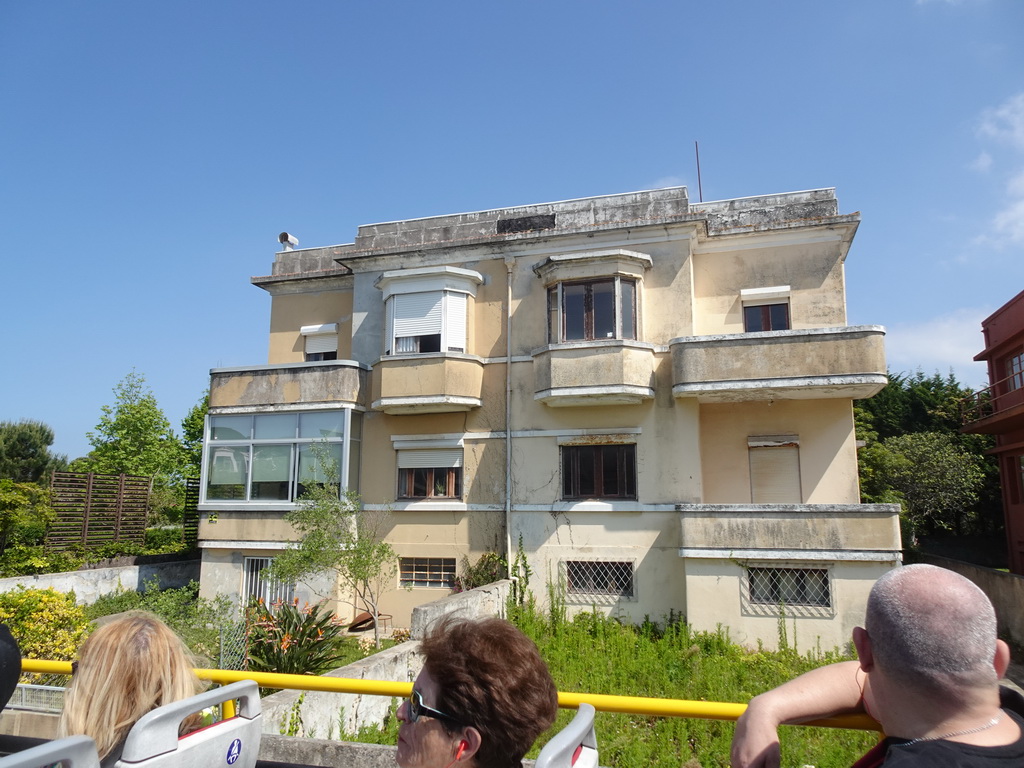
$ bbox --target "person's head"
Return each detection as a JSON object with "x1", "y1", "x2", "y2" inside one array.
[
  {"x1": 396, "y1": 616, "x2": 558, "y2": 768},
  {"x1": 58, "y1": 612, "x2": 203, "y2": 759},
  {"x1": 856, "y1": 564, "x2": 1001, "y2": 696}
]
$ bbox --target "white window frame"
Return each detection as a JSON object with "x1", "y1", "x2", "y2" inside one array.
[
  {"x1": 740, "y1": 285, "x2": 791, "y2": 332},
  {"x1": 377, "y1": 267, "x2": 482, "y2": 356},
  {"x1": 242, "y1": 556, "x2": 295, "y2": 606},
  {"x1": 399, "y1": 557, "x2": 456, "y2": 589}
]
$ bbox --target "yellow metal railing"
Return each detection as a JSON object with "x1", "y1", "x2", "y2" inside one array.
[{"x1": 21, "y1": 659, "x2": 880, "y2": 732}]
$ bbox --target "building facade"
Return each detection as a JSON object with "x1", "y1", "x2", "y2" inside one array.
[
  {"x1": 198, "y1": 186, "x2": 901, "y2": 649},
  {"x1": 962, "y1": 289, "x2": 1024, "y2": 574}
]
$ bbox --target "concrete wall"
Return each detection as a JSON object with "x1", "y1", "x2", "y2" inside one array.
[
  {"x1": 916, "y1": 554, "x2": 1024, "y2": 649},
  {"x1": 0, "y1": 560, "x2": 200, "y2": 605},
  {"x1": 260, "y1": 640, "x2": 420, "y2": 738},
  {"x1": 261, "y1": 581, "x2": 512, "y2": 736}
]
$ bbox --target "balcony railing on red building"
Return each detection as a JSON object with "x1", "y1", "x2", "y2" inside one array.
[{"x1": 960, "y1": 370, "x2": 1024, "y2": 432}]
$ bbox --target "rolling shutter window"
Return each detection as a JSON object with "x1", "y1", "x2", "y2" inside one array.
[
  {"x1": 749, "y1": 445, "x2": 801, "y2": 503},
  {"x1": 446, "y1": 292, "x2": 467, "y2": 352},
  {"x1": 393, "y1": 292, "x2": 443, "y2": 339},
  {"x1": 305, "y1": 334, "x2": 337, "y2": 355},
  {"x1": 397, "y1": 449, "x2": 463, "y2": 469}
]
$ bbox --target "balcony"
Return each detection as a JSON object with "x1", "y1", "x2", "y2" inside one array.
[
  {"x1": 678, "y1": 503, "x2": 902, "y2": 559},
  {"x1": 371, "y1": 354, "x2": 484, "y2": 414},
  {"x1": 532, "y1": 341, "x2": 656, "y2": 407},
  {"x1": 670, "y1": 325, "x2": 887, "y2": 402},
  {"x1": 961, "y1": 372, "x2": 1024, "y2": 434},
  {"x1": 209, "y1": 360, "x2": 368, "y2": 408}
]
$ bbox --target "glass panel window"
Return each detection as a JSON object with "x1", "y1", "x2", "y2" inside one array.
[
  {"x1": 251, "y1": 445, "x2": 293, "y2": 500},
  {"x1": 1006, "y1": 351, "x2": 1024, "y2": 392},
  {"x1": 562, "y1": 444, "x2": 637, "y2": 500},
  {"x1": 748, "y1": 567, "x2": 830, "y2": 607},
  {"x1": 210, "y1": 415, "x2": 252, "y2": 441},
  {"x1": 297, "y1": 443, "x2": 344, "y2": 498},
  {"x1": 550, "y1": 278, "x2": 637, "y2": 343},
  {"x1": 203, "y1": 409, "x2": 354, "y2": 503},
  {"x1": 207, "y1": 446, "x2": 249, "y2": 499},
  {"x1": 400, "y1": 557, "x2": 456, "y2": 588},
  {"x1": 300, "y1": 412, "x2": 345, "y2": 439},
  {"x1": 743, "y1": 303, "x2": 790, "y2": 332},
  {"x1": 398, "y1": 467, "x2": 462, "y2": 498},
  {"x1": 254, "y1": 413, "x2": 297, "y2": 439}
]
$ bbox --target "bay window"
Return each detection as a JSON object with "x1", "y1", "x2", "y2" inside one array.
[{"x1": 204, "y1": 409, "x2": 360, "y2": 503}]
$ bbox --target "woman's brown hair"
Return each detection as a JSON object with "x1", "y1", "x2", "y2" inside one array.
[{"x1": 420, "y1": 616, "x2": 558, "y2": 768}]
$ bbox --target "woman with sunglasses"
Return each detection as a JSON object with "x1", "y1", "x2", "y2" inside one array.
[{"x1": 397, "y1": 616, "x2": 559, "y2": 768}]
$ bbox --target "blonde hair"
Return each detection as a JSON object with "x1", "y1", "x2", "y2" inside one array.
[{"x1": 58, "y1": 612, "x2": 204, "y2": 760}]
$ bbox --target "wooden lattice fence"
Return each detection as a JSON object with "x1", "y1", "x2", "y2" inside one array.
[
  {"x1": 183, "y1": 478, "x2": 200, "y2": 549},
  {"x1": 46, "y1": 472, "x2": 152, "y2": 550}
]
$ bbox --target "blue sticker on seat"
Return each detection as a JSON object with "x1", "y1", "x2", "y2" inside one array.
[{"x1": 226, "y1": 738, "x2": 242, "y2": 765}]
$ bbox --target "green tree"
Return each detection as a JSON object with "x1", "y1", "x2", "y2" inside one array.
[
  {"x1": 856, "y1": 370, "x2": 1001, "y2": 540},
  {"x1": 180, "y1": 391, "x2": 209, "y2": 480},
  {"x1": 270, "y1": 445, "x2": 396, "y2": 648},
  {"x1": 861, "y1": 432, "x2": 984, "y2": 544},
  {"x1": 72, "y1": 370, "x2": 185, "y2": 524},
  {"x1": 78, "y1": 370, "x2": 183, "y2": 477},
  {"x1": 0, "y1": 420, "x2": 67, "y2": 483}
]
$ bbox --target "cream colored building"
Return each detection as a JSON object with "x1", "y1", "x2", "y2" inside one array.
[{"x1": 198, "y1": 186, "x2": 901, "y2": 650}]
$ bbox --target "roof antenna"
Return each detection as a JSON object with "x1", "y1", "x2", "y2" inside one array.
[{"x1": 694, "y1": 141, "x2": 703, "y2": 203}]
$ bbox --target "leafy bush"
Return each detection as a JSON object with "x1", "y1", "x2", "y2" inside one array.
[
  {"x1": 145, "y1": 526, "x2": 184, "y2": 551},
  {"x1": 85, "y1": 579, "x2": 233, "y2": 663},
  {"x1": 0, "y1": 586, "x2": 90, "y2": 664},
  {"x1": 451, "y1": 551, "x2": 507, "y2": 593},
  {"x1": 246, "y1": 599, "x2": 348, "y2": 675}
]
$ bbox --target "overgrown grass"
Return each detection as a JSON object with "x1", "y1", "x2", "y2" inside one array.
[{"x1": 339, "y1": 596, "x2": 877, "y2": 768}]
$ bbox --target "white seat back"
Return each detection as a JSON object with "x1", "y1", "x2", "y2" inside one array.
[
  {"x1": 116, "y1": 680, "x2": 261, "y2": 768},
  {"x1": 0, "y1": 736, "x2": 100, "y2": 768},
  {"x1": 534, "y1": 703, "x2": 598, "y2": 768}
]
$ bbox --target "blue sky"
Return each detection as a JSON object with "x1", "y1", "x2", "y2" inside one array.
[{"x1": 2, "y1": 0, "x2": 1023, "y2": 461}]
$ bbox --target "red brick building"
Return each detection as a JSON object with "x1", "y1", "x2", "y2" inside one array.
[{"x1": 963, "y1": 289, "x2": 1024, "y2": 574}]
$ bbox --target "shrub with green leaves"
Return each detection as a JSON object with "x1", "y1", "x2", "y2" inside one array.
[
  {"x1": 0, "y1": 586, "x2": 90, "y2": 664},
  {"x1": 246, "y1": 599, "x2": 348, "y2": 676}
]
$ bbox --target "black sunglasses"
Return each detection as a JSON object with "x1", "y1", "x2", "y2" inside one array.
[{"x1": 407, "y1": 689, "x2": 460, "y2": 725}]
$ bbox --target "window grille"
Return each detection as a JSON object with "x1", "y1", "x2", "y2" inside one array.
[
  {"x1": 748, "y1": 567, "x2": 830, "y2": 607},
  {"x1": 400, "y1": 557, "x2": 456, "y2": 589},
  {"x1": 242, "y1": 556, "x2": 295, "y2": 606},
  {"x1": 564, "y1": 561, "x2": 634, "y2": 599}
]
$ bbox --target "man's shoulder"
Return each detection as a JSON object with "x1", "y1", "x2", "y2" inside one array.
[{"x1": 879, "y1": 709, "x2": 1024, "y2": 768}]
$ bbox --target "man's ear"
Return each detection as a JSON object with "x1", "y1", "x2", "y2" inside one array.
[
  {"x1": 853, "y1": 626, "x2": 874, "y2": 672},
  {"x1": 994, "y1": 639, "x2": 1011, "y2": 680}
]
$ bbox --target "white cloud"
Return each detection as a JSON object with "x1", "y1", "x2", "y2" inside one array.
[
  {"x1": 970, "y1": 151, "x2": 993, "y2": 172},
  {"x1": 978, "y1": 92, "x2": 1024, "y2": 150},
  {"x1": 884, "y1": 308, "x2": 992, "y2": 389},
  {"x1": 973, "y1": 93, "x2": 1024, "y2": 249}
]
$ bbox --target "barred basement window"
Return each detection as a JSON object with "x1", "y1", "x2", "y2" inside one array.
[
  {"x1": 565, "y1": 561, "x2": 634, "y2": 598},
  {"x1": 242, "y1": 556, "x2": 295, "y2": 606},
  {"x1": 748, "y1": 567, "x2": 830, "y2": 607},
  {"x1": 400, "y1": 557, "x2": 456, "y2": 589}
]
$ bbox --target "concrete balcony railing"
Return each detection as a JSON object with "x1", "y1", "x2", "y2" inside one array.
[
  {"x1": 209, "y1": 360, "x2": 369, "y2": 409},
  {"x1": 678, "y1": 503, "x2": 902, "y2": 559},
  {"x1": 532, "y1": 341, "x2": 657, "y2": 407},
  {"x1": 371, "y1": 354, "x2": 484, "y2": 414},
  {"x1": 670, "y1": 325, "x2": 887, "y2": 402}
]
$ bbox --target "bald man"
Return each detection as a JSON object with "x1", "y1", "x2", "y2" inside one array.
[{"x1": 731, "y1": 564, "x2": 1024, "y2": 767}]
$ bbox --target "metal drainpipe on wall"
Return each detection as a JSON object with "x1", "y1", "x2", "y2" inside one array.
[{"x1": 504, "y1": 255, "x2": 515, "y2": 569}]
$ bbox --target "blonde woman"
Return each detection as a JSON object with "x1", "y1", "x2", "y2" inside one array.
[{"x1": 58, "y1": 612, "x2": 205, "y2": 767}]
